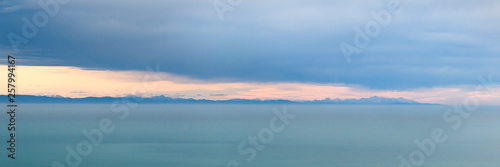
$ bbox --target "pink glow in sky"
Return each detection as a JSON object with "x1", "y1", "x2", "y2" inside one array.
[{"x1": 2, "y1": 65, "x2": 499, "y2": 105}]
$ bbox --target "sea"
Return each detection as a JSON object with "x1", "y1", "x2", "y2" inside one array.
[{"x1": 1, "y1": 104, "x2": 500, "y2": 167}]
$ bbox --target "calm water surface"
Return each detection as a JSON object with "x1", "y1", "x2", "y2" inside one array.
[{"x1": 1, "y1": 104, "x2": 499, "y2": 167}]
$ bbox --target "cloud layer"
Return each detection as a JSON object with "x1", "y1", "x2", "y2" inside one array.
[{"x1": 1, "y1": 0, "x2": 499, "y2": 90}]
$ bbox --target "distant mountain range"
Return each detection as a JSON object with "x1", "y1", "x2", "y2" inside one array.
[{"x1": 0, "y1": 95, "x2": 438, "y2": 105}]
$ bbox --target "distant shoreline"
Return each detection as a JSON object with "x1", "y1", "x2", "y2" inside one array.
[{"x1": 0, "y1": 95, "x2": 439, "y2": 105}]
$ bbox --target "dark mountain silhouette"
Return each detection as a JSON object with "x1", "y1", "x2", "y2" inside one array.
[{"x1": 0, "y1": 95, "x2": 438, "y2": 105}]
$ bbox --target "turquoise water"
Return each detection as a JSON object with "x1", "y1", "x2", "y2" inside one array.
[{"x1": 1, "y1": 104, "x2": 500, "y2": 166}]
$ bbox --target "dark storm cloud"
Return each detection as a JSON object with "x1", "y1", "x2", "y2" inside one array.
[{"x1": 1, "y1": 0, "x2": 499, "y2": 89}]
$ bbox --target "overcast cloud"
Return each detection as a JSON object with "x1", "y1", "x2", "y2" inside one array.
[{"x1": 1, "y1": 0, "x2": 499, "y2": 90}]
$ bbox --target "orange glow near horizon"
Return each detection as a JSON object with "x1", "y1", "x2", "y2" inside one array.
[{"x1": 1, "y1": 65, "x2": 499, "y2": 105}]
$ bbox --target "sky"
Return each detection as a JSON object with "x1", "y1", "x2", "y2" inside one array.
[{"x1": 0, "y1": 0, "x2": 499, "y2": 104}]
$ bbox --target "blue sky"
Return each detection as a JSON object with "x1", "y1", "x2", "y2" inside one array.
[{"x1": 1, "y1": 0, "x2": 499, "y2": 104}]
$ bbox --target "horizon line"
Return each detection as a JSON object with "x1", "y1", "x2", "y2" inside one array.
[{"x1": 1, "y1": 95, "x2": 440, "y2": 105}]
